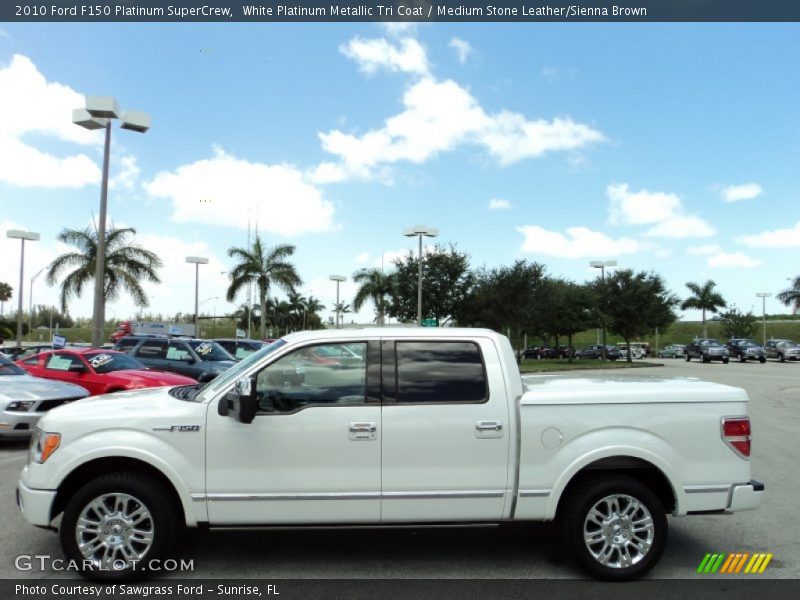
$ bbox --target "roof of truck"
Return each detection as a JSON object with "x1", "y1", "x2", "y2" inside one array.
[{"x1": 281, "y1": 327, "x2": 502, "y2": 343}]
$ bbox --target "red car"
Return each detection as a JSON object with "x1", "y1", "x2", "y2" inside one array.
[{"x1": 16, "y1": 348, "x2": 195, "y2": 396}]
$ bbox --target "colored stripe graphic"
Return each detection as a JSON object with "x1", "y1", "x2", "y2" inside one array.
[{"x1": 698, "y1": 552, "x2": 773, "y2": 574}]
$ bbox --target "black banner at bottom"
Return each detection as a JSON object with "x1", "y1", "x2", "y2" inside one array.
[{"x1": 3, "y1": 579, "x2": 800, "y2": 600}]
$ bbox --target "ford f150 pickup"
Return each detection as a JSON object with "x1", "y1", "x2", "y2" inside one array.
[{"x1": 17, "y1": 328, "x2": 764, "y2": 581}]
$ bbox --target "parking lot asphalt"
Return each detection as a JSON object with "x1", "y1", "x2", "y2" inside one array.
[{"x1": 0, "y1": 358, "x2": 797, "y2": 580}]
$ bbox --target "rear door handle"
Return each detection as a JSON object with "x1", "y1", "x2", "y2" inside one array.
[{"x1": 475, "y1": 421, "x2": 504, "y2": 439}]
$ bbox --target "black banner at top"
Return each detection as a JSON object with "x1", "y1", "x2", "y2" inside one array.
[{"x1": 4, "y1": 0, "x2": 800, "y2": 23}]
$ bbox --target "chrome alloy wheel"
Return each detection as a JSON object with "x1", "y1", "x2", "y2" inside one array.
[
  {"x1": 583, "y1": 494, "x2": 655, "y2": 569},
  {"x1": 75, "y1": 493, "x2": 154, "y2": 569}
]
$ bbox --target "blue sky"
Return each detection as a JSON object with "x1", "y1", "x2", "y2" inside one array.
[{"x1": 1, "y1": 23, "x2": 799, "y2": 328}]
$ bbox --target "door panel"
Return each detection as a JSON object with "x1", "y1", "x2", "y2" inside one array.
[
  {"x1": 205, "y1": 341, "x2": 380, "y2": 524},
  {"x1": 380, "y1": 338, "x2": 511, "y2": 522}
]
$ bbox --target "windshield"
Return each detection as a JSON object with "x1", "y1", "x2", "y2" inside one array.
[
  {"x1": 701, "y1": 340, "x2": 722, "y2": 347},
  {"x1": 0, "y1": 355, "x2": 26, "y2": 376},
  {"x1": 197, "y1": 339, "x2": 287, "y2": 401},
  {"x1": 188, "y1": 341, "x2": 235, "y2": 362},
  {"x1": 85, "y1": 352, "x2": 146, "y2": 374}
]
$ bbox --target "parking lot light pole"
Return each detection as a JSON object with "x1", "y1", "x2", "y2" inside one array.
[
  {"x1": 403, "y1": 225, "x2": 439, "y2": 326},
  {"x1": 186, "y1": 257, "x2": 209, "y2": 330},
  {"x1": 329, "y1": 275, "x2": 347, "y2": 328},
  {"x1": 590, "y1": 260, "x2": 617, "y2": 361},
  {"x1": 73, "y1": 97, "x2": 151, "y2": 348},
  {"x1": 7, "y1": 230, "x2": 40, "y2": 347},
  {"x1": 28, "y1": 267, "x2": 45, "y2": 337},
  {"x1": 756, "y1": 292, "x2": 771, "y2": 346}
]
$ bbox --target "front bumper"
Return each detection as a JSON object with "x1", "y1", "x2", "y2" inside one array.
[
  {"x1": 17, "y1": 480, "x2": 57, "y2": 527},
  {"x1": 727, "y1": 480, "x2": 765, "y2": 512},
  {"x1": 0, "y1": 411, "x2": 44, "y2": 437}
]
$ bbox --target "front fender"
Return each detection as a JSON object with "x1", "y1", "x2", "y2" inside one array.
[{"x1": 29, "y1": 429, "x2": 203, "y2": 526}]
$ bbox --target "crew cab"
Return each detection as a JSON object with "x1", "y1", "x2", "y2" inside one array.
[
  {"x1": 684, "y1": 338, "x2": 730, "y2": 363},
  {"x1": 725, "y1": 339, "x2": 767, "y2": 364},
  {"x1": 16, "y1": 328, "x2": 763, "y2": 581}
]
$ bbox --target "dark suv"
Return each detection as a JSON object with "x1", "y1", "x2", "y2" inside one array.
[
  {"x1": 726, "y1": 339, "x2": 767, "y2": 363},
  {"x1": 575, "y1": 345, "x2": 620, "y2": 360},
  {"x1": 114, "y1": 336, "x2": 237, "y2": 381},
  {"x1": 685, "y1": 339, "x2": 730, "y2": 363}
]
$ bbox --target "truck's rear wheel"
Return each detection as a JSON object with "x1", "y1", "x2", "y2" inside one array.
[
  {"x1": 561, "y1": 475, "x2": 667, "y2": 581},
  {"x1": 59, "y1": 472, "x2": 178, "y2": 580}
]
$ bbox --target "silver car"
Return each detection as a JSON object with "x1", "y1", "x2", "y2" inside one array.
[
  {"x1": 765, "y1": 339, "x2": 800, "y2": 362},
  {"x1": 0, "y1": 355, "x2": 90, "y2": 438}
]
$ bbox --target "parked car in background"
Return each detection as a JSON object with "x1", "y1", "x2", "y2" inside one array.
[
  {"x1": 2, "y1": 345, "x2": 56, "y2": 362},
  {"x1": 574, "y1": 345, "x2": 620, "y2": 360},
  {"x1": 0, "y1": 355, "x2": 89, "y2": 437},
  {"x1": 685, "y1": 339, "x2": 730, "y2": 363},
  {"x1": 114, "y1": 336, "x2": 236, "y2": 382},
  {"x1": 522, "y1": 346, "x2": 546, "y2": 359},
  {"x1": 618, "y1": 343, "x2": 646, "y2": 359},
  {"x1": 556, "y1": 345, "x2": 575, "y2": 359},
  {"x1": 658, "y1": 344, "x2": 686, "y2": 359},
  {"x1": 17, "y1": 349, "x2": 195, "y2": 396},
  {"x1": 765, "y1": 339, "x2": 800, "y2": 362},
  {"x1": 213, "y1": 339, "x2": 267, "y2": 360},
  {"x1": 726, "y1": 339, "x2": 767, "y2": 364}
]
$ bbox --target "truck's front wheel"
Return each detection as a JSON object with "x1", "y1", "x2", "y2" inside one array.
[
  {"x1": 59, "y1": 472, "x2": 178, "y2": 580},
  {"x1": 562, "y1": 475, "x2": 667, "y2": 581}
]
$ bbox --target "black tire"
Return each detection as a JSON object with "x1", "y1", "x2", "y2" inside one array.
[
  {"x1": 561, "y1": 475, "x2": 668, "y2": 581},
  {"x1": 740, "y1": 356, "x2": 747, "y2": 363},
  {"x1": 779, "y1": 353, "x2": 785, "y2": 363},
  {"x1": 759, "y1": 356, "x2": 766, "y2": 364},
  {"x1": 685, "y1": 353, "x2": 690, "y2": 361},
  {"x1": 59, "y1": 471, "x2": 179, "y2": 581},
  {"x1": 722, "y1": 357, "x2": 729, "y2": 364},
  {"x1": 702, "y1": 354, "x2": 710, "y2": 364}
]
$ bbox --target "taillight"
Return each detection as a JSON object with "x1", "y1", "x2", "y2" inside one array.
[{"x1": 722, "y1": 417, "x2": 751, "y2": 459}]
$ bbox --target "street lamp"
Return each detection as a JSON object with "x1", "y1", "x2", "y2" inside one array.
[
  {"x1": 29, "y1": 267, "x2": 45, "y2": 336},
  {"x1": 7, "y1": 230, "x2": 40, "y2": 346},
  {"x1": 590, "y1": 260, "x2": 617, "y2": 361},
  {"x1": 329, "y1": 275, "x2": 347, "y2": 329},
  {"x1": 73, "y1": 96, "x2": 150, "y2": 348},
  {"x1": 186, "y1": 257, "x2": 209, "y2": 330},
  {"x1": 403, "y1": 225, "x2": 439, "y2": 326},
  {"x1": 756, "y1": 292, "x2": 771, "y2": 345}
]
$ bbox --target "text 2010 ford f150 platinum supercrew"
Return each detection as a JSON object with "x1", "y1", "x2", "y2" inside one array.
[{"x1": 17, "y1": 328, "x2": 764, "y2": 581}]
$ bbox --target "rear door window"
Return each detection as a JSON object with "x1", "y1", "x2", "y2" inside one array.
[{"x1": 395, "y1": 341, "x2": 488, "y2": 404}]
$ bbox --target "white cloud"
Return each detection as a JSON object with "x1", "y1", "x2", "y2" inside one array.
[
  {"x1": 381, "y1": 22, "x2": 417, "y2": 38},
  {"x1": 109, "y1": 154, "x2": 141, "y2": 190},
  {"x1": 707, "y1": 251, "x2": 761, "y2": 269},
  {"x1": 340, "y1": 37, "x2": 430, "y2": 76},
  {"x1": 354, "y1": 252, "x2": 371, "y2": 265},
  {"x1": 720, "y1": 182, "x2": 763, "y2": 203},
  {"x1": 737, "y1": 221, "x2": 800, "y2": 248},
  {"x1": 606, "y1": 183, "x2": 715, "y2": 238},
  {"x1": 317, "y1": 76, "x2": 604, "y2": 181},
  {"x1": 517, "y1": 225, "x2": 640, "y2": 259},
  {"x1": 644, "y1": 214, "x2": 715, "y2": 239},
  {"x1": 488, "y1": 198, "x2": 511, "y2": 210},
  {"x1": 687, "y1": 244, "x2": 721, "y2": 256},
  {"x1": 0, "y1": 54, "x2": 101, "y2": 188},
  {"x1": 541, "y1": 66, "x2": 559, "y2": 80},
  {"x1": 144, "y1": 147, "x2": 335, "y2": 236},
  {"x1": 449, "y1": 37, "x2": 473, "y2": 63}
]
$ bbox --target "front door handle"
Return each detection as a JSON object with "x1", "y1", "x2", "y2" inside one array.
[
  {"x1": 475, "y1": 420, "x2": 504, "y2": 439},
  {"x1": 349, "y1": 422, "x2": 377, "y2": 441}
]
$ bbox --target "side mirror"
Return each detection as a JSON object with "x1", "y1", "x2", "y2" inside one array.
[{"x1": 224, "y1": 376, "x2": 257, "y2": 424}]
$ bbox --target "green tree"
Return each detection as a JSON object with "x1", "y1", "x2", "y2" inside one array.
[
  {"x1": 352, "y1": 268, "x2": 394, "y2": 326},
  {"x1": 226, "y1": 235, "x2": 302, "y2": 339},
  {"x1": 302, "y1": 295, "x2": 325, "y2": 330},
  {"x1": 718, "y1": 307, "x2": 758, "y2": 340},
  {"x1": 332, "y1": 302, "x2": 352, "y2": 327},
  {"x1": 389, "y1": 244, "x2": 473, "y2": 325},
  {"x1": 0, "y1": 281, "x2": 12, "y2": 317},
  {"x1": 680, "y1": 280, "x2": 727, "y2": 338},
  {"x1": 597, "y1": 270, "x2": 679, "y2": 362},
  {"x1": 539, "y1": 279, "x2": 595, "y2": 362},
  {"x1": 46, "y1": 226, "x2": 162, "y2": 312},
  {"x1": 777, "y1": 276, "x2": 800, "y2": 315}
]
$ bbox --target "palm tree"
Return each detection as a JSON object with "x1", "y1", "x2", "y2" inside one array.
[
  {"x1": 681, "y1": 280, "x2": 727, "y2": 338},
  {"x1": 303, "y1": 295, "x2": 325, "y2": 329},
  {"x1": 352, "y1": 268, "x2": 394, "y2": 326},
  {"x1": 332, "y1": 302, "x2": 352, "y2": 327},
  {"x1": 0, "y1": 282, "x2": 11, "y2": 317},
  {"x1": 226, "y1": 235, "x2": 302, "y2": 339},
  {"x1": 777, "y1": 276, "x2": 800, "y2": 315},
  {"x1": 46, "y1": 226, "x2": 162, "y2": 312}
]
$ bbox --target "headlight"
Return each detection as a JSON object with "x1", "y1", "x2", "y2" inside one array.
[
  {"x1": 28, "y1": 429, "x2": 61, "y2": 464},
  {"x1": 6, "y1": 401, "x2": 35, "y2": 412}
]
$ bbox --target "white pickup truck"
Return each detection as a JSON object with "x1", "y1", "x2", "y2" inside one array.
[{"x1": 17, "y1": 328, "x2": 764, "y2": 581}]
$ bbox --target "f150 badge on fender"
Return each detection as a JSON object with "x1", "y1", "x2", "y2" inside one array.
[{"x1": 153, "y1": 425, "x2": 201, "y2": 432}]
